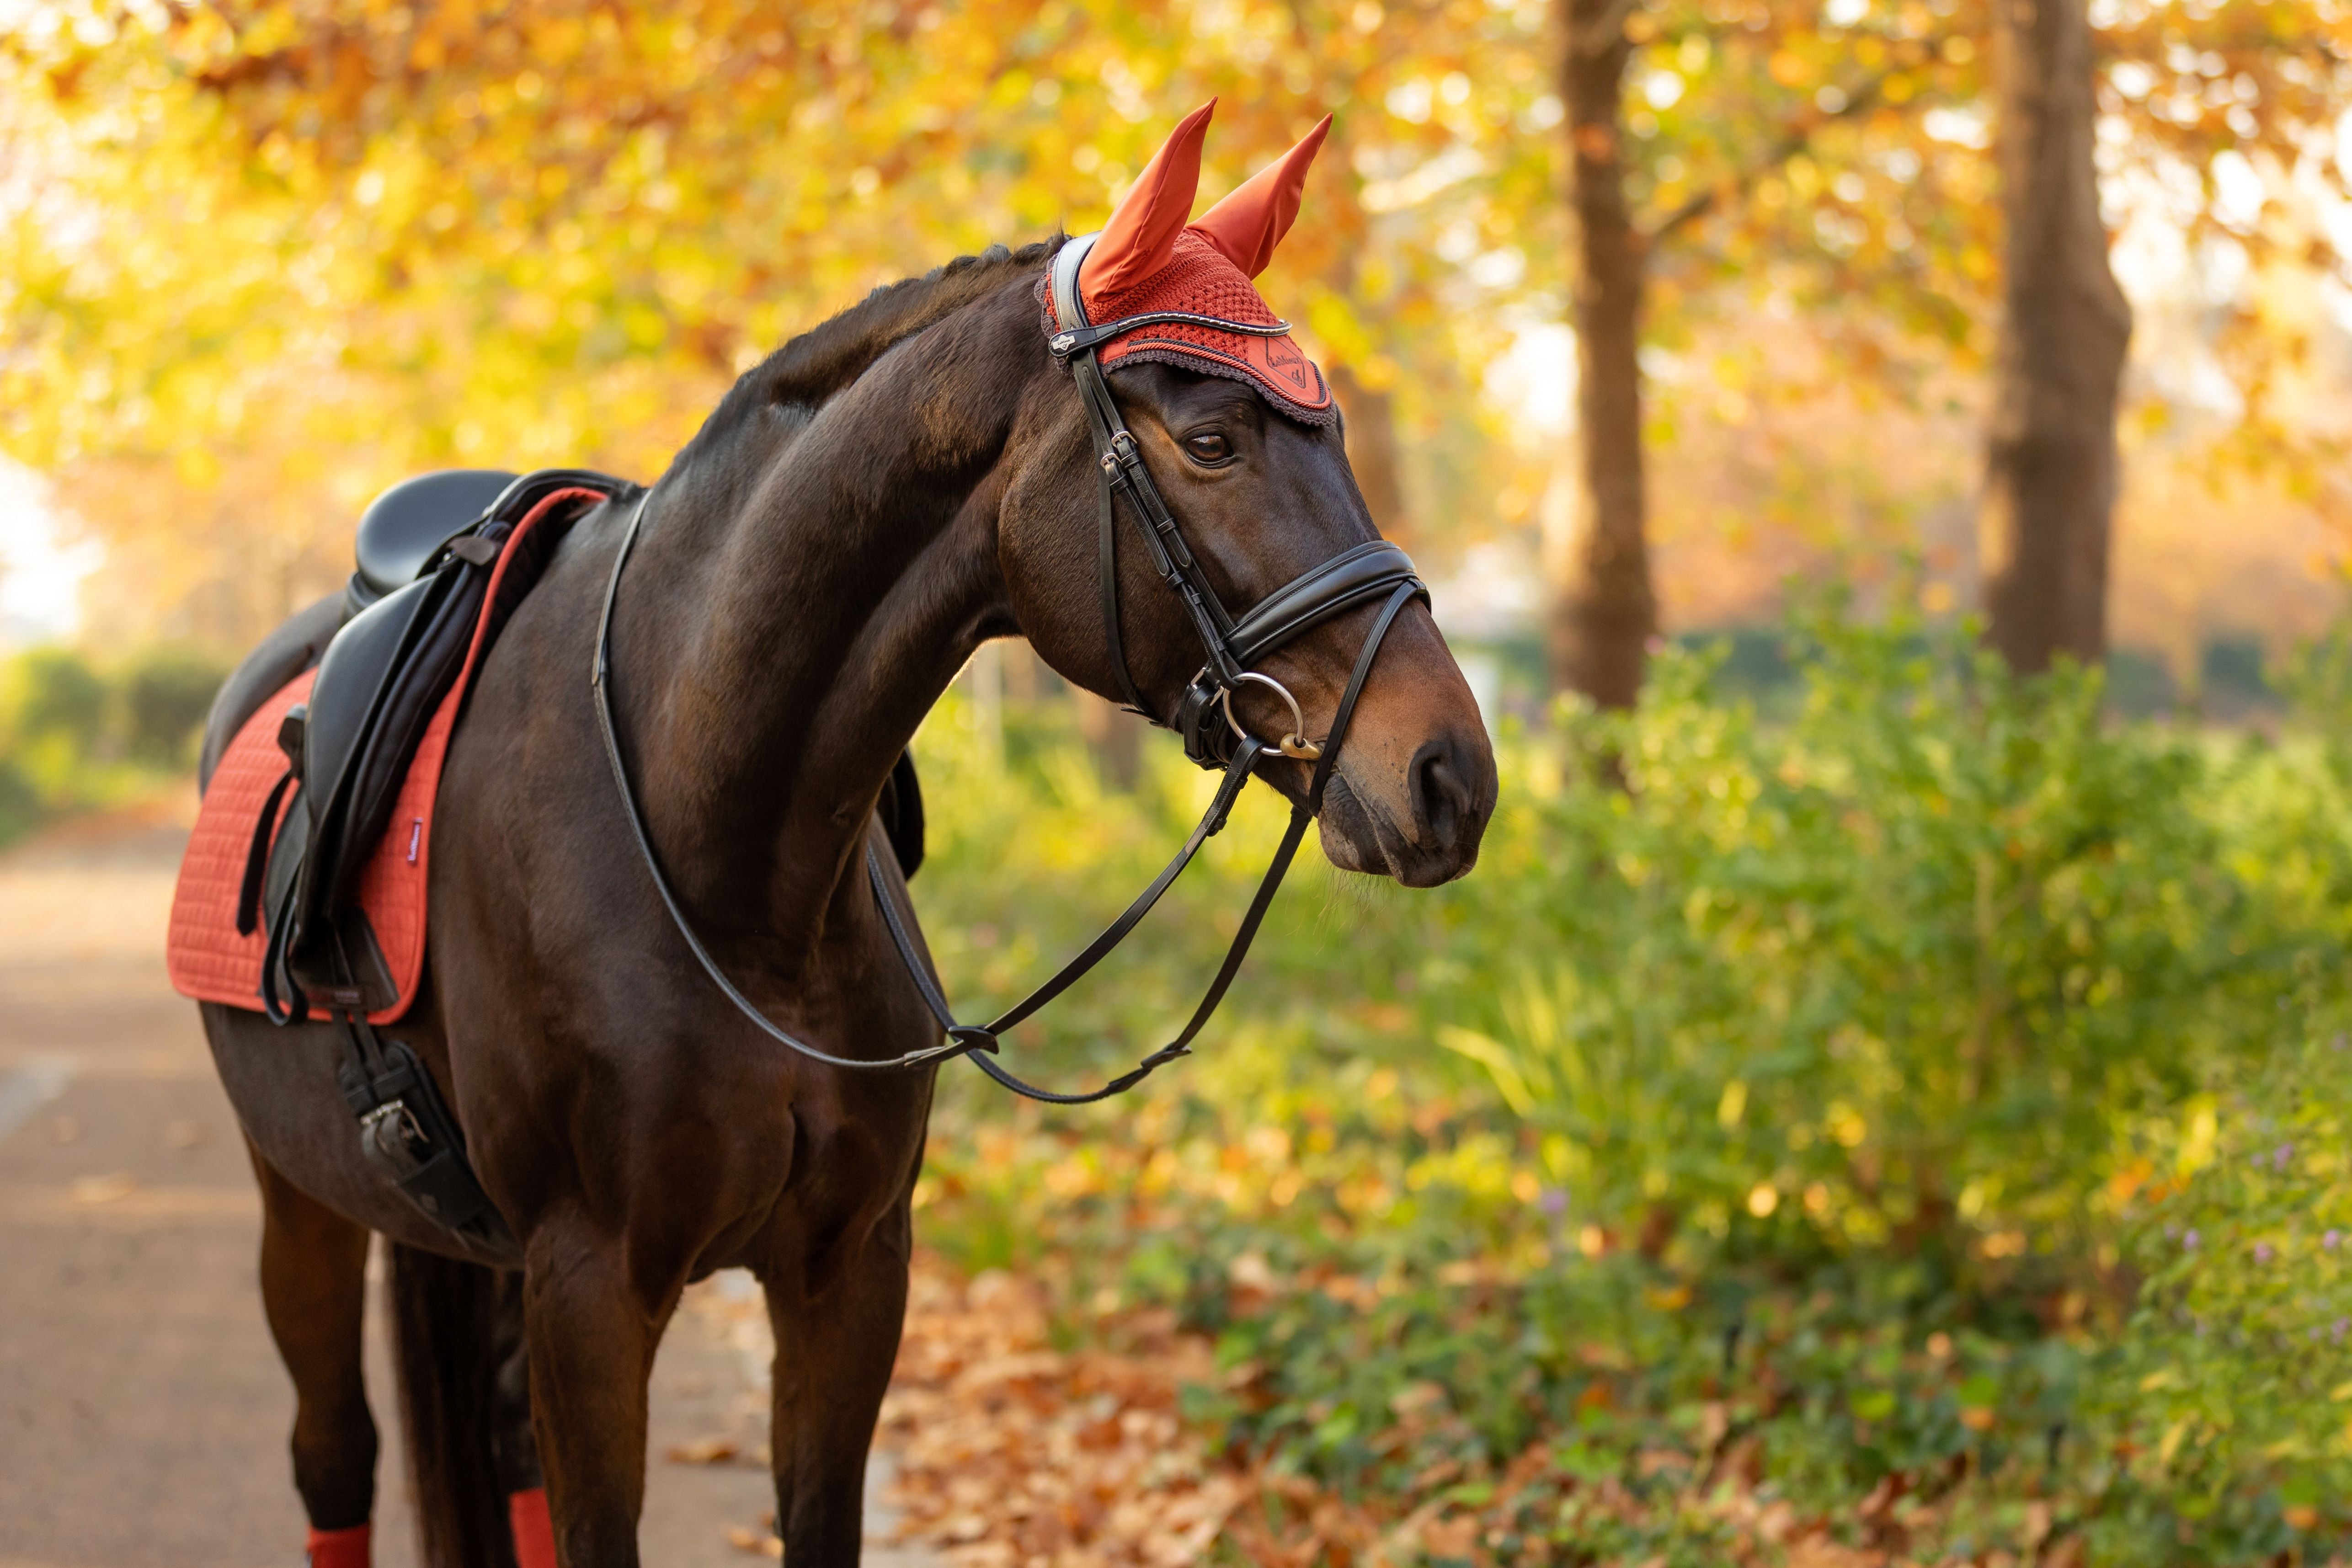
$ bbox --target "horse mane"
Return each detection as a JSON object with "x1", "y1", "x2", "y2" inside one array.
[{"x1": 678, "y1": 237, "x2": 1060, "y2": 466}]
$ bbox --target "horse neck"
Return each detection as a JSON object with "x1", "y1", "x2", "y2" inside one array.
[{"x1": 614, "y1": 286, "x2": 1041, "y2": 961}]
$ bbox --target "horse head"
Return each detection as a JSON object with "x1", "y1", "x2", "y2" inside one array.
[{"x1": 1000, "y1": 102, "x2": 1498, "y2": 887}]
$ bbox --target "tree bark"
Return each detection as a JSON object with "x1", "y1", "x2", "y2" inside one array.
[
  {"x1": 1980, "y1": 0, "x2": 2132, "y2": 672},
  {"x1": 1328, "y1": 363, "x2": 1410, "y2": 545},
  {"x1": 1072, "y1": 688, "x2": 1140, "y2": 788},
  {"x1": 1552, "y1": 0, "x2": 1657, "y2": 709}
]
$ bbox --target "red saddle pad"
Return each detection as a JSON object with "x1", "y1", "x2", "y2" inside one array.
[
  {"x1": 166, "y1": 662, "x2": 451, "y2": 1023},
  {"x1": 167, "y1": 486, "x2": 603, "y2": 1024}
]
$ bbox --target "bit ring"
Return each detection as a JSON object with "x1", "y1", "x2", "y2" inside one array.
[{"x1": 1222, "y1": 672, "x2": 1322, "y2": 760}]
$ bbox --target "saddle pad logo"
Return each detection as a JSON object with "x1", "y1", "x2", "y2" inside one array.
[{"x1": 1267, "y1": 336, "x2": 1310, "y2": 391}]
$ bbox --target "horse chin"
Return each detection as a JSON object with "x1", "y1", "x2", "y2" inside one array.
[{"x1": 1315, "y1": 773, "x2": 1476, "y2": 888}]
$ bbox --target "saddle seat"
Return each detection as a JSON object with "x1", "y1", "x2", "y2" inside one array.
[{"x1": 347, "y1": 469, "x2": 519, "y2": 613}]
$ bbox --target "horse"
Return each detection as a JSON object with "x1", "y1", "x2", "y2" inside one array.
[{"x1": 192, "y1": 107, "x2": 1496, "y2": 1567}]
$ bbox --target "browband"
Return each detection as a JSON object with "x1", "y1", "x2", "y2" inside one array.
[{"x1": 1049, "y1": 310, "x2": 1293, "y2": 360}]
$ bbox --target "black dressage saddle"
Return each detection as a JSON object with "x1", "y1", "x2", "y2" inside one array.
[
  {"x1": 242, "y1": 469, "x2": 624, "y2": 1018},
  {"x1": 249, "y1": 468, "x2": 923, "y2": 1016}
]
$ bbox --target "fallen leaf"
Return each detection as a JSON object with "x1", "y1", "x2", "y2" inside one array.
[
  {"x1": 667, "y1": 1435, "x2": 742, "y2": 1465},
  {"x1": 71, "y1": 1171, "x2": 138, "y2": 1204},
  {"x1": 724, "y1": 1525, "x2": 781, "y2": 1558}
]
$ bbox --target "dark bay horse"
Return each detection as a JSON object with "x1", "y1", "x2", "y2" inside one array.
[{"x1": 195, "y1": 117, "x2": 1494, "y2": 1568}]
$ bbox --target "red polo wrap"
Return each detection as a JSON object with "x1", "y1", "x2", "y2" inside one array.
[{"x1": 305, "y1": 1522, "x2": 370, "y2": 1568}]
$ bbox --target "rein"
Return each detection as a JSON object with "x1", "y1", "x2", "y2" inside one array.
[{"x1": 592, "y1": 240, "x2": 1427, "y2": 1102}]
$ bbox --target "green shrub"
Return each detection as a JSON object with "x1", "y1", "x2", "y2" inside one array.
[
  {"x1": 0, "y1": 643, "x2": 227, "y2": 843},
  {"x1": 0, "y1": 646, "x2": 107, "y2": 757},
  {"x1": 902, "y1": 603, "x2": 2352, "y2": 1561},
  {"x1": 117, "y1": 646, "x2": 225, "y2": 766},
  {"x1": 1432, "y1": 607, "x2": 2321, "y2": 1275},
  {"x1": 2088, "y1": 1020, "x2": 2352, "y2": 1557}
]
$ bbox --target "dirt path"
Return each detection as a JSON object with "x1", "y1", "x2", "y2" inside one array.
[{"x1": 0, "y1": 809, "x2": 931, "y2": 1568}]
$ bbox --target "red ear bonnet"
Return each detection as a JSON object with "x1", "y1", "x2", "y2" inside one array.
[
  {"x1": 1051, "y1": 106, "x2": 1335, "y2": 423},
  {"x1": 1078, "y1": 100, "x2": 1216, "y2": 305},
  {"x1": 1192, "y1": 115, "x2": 1331, "y2": 278}
]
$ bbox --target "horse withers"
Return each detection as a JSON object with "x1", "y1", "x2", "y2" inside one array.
[{"x1": 192, "y1": 103, "x2": 1495, "y2": 1567}]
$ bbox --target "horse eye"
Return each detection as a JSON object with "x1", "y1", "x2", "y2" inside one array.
[{"x1": 1184, "y1": 432, "x2": 1233, "y2": 464}]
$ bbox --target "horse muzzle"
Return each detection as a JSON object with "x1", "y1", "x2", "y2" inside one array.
[{"x1": 1318, "y1": 729, "x2": 1493, "y2": 887}]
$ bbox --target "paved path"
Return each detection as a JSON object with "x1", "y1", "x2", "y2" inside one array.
[{"x1": 0, "y1": 811, "x2": 929, "y2": 1567}]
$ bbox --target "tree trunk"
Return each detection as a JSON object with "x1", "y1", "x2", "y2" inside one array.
[
  {"x1": 1328, "y1": 363, "x2": 1410, "y2": 545},
  {"x1": 1552, "y1": 0, "x2": 1657, "y2": 709},
  {"x1": 1072, "y1": 689, "x2": 1140, "y2": 788},
  {"x1": 1979, "y1": 0, "x2": 2132, "y2": 672}
]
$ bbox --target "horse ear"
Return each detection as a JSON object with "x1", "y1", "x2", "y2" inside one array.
[
  {"x1": 1079, "y1": 101, "x2": 1216, "y2": 305},
  {"x1": 1190, "y1": 115, "x2": 1332, "y2": 278}
]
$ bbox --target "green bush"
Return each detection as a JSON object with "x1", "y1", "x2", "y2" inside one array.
[
  {"x1": 2091, "y1": 1020, "x2": 2352, "y2": 1557},
  {"x1": 0, "y1": 643, "x2": 228, "y2": 842},
  {"x1": 1434, "y1": 606, "x2": 2334, "y2": 1273},
  {"x1": 0, "y1": 647, "x2": 108, "y2": 772},
  {"x1": 902, "y1": 603, "x2": 2352, "y2": 1561},
  {"x1": 118, "y1": 647, "x2": 224, "y2": 766}
]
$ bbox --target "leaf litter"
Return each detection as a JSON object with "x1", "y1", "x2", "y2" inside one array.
[{"x1": 679, "y1": 1252, "x2": 2092, "y2": 1567}]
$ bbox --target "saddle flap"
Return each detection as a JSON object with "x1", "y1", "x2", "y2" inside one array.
[
  {"x1": 288, "y1": 557, "x2": 484, "y2": 994},
  {"x1": 301, "y1": 574, "x2": 450, "y2": 846}
]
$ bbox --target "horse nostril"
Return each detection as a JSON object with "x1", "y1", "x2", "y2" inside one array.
[{"x1": 1410, "y1": 741, "x2": 1472, "y2": 853}]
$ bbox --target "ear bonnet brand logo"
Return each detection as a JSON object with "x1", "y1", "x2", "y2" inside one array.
[{"x1": 1044, "y1": 102, "x2": 1338, "y2": 425}]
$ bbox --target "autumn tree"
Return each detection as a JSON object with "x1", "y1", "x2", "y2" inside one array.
[
  {"x1": 1546, "y1": 0, "x2": 1985, "y2": 704},
  {"x1": 1553, "y1": 0, "x2": 1656, "y2": 708},
  {"x1": 1547, "y1": 0, "x2": 2352, "y2": 698},
  {"x1": 2, "y1": 0, "x2": 1559, "y2": 646},
  {"x1": 1979, "y1": 0, "x2": 2132, "y2": 671},
  {"x1": 5, "y1": 0, "x2": 2347, "y2": 679}
]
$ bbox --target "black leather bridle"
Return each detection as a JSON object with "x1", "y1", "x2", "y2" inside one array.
[{"x1": 593, "y1": 236, "x2": 1429, "y2": 1103}]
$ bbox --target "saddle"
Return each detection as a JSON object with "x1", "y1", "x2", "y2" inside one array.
[{"x1": 242, "y1": 469, "x2": 627, "y2": 1019}]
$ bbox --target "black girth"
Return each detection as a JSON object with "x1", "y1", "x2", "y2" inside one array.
[{"x1": 592, "y1": 236, "x2": 1429, "y2": 1103}]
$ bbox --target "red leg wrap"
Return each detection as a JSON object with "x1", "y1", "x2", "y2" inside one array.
[
  {"x1": 510, "y1": 1487, "x2": 557, "y2": 1568},
  {"x1": 304, "y1": 1522, "x2": 370, "y2": 1568}
]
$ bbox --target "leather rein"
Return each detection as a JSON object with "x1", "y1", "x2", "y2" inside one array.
[{"x1": 591, "y1": 236, "x2": 1428, "y2": 1103}]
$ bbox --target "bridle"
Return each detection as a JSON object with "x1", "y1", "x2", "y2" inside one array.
[
  {"x1": 592, "y1": 236, "x2": 1429, "y2": 1104},
  {"x1": 1045, "y1": 234, "x2": 1426, "y2": 769}
]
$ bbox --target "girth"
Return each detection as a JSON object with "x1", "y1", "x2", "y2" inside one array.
[{"x1": 592, "y1": 236, "x2": 1429, "y2": 1103}]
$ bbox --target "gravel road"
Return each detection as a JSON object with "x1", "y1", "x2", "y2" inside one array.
[{"x1": 0, "y1": 809, "x2": 930, "y2": 1568}]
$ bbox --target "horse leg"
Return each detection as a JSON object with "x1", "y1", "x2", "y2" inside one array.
[
  {"x1": 763, "y1": 1213, "x2": 914, "y2": 1566},
  {"x1": 493, "y1": 1273, "x2": 558, "y2": 1568},
  {"x1": 521, "y1": 1227, "x2": 669, "y2": 1566},
  {"x1": 250, "y1": 1143, "x2": 379, "y2": 1563}
]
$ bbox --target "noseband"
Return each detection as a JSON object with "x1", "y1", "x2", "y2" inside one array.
[{"x1": 592, "y1": 239, "x2": 1428, "y2": 1104}]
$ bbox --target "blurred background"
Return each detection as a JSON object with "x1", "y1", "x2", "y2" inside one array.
[{"x1": 7, "y1": 1, "x2": 2352, "y2": 1564}]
